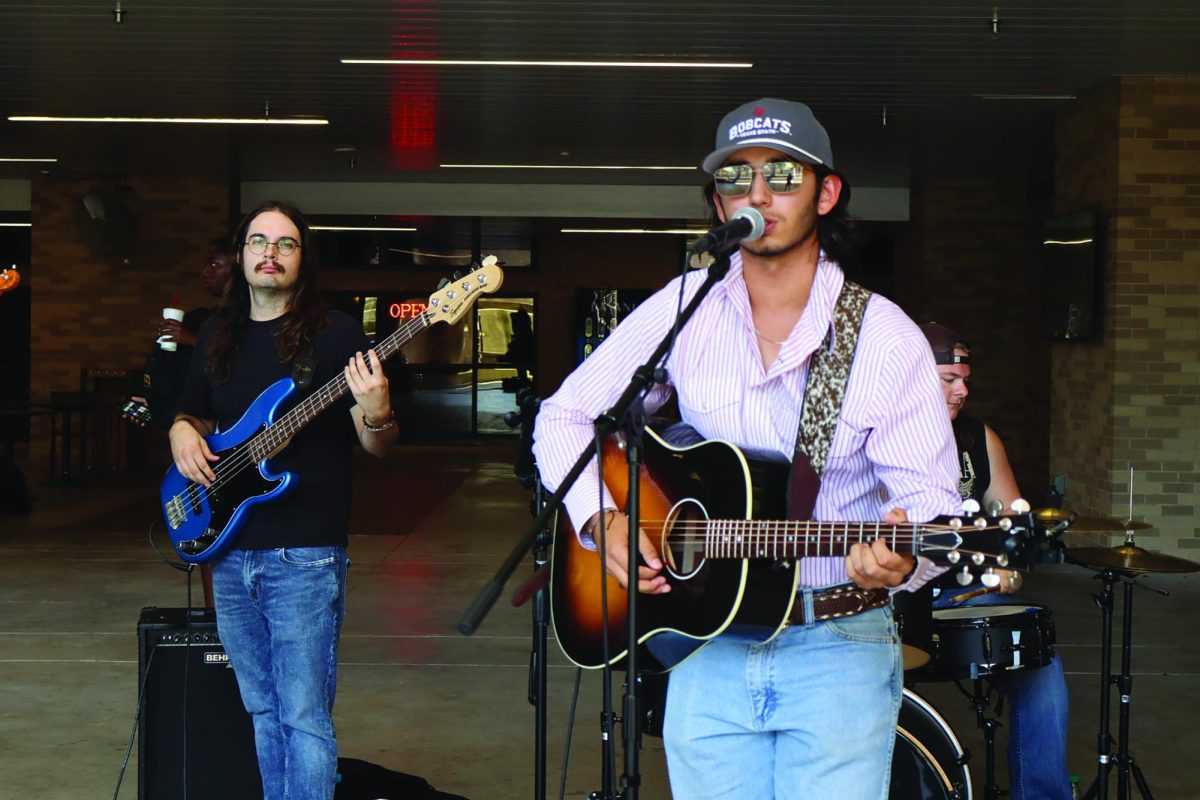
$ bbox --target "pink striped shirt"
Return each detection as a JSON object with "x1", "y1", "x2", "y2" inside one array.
[{"x1": 533, "y1": 252, "x2": 961, "y2": 588}]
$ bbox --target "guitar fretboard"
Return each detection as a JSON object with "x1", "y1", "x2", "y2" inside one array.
[
  {"x1": 705, "y1": 520, "x2": 930, "y2": 559},
  {"x1": 245, "y1": 312, "x2": 430, "y2": 461}
]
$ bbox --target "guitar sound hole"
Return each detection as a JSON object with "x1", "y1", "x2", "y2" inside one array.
[{"x1": 663, "y1": 498, "x2": 707, "y2": 581}]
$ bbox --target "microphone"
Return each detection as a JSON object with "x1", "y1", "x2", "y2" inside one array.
[{"x1": 687, "y1": 207, "x2": 766, "y2": 255}]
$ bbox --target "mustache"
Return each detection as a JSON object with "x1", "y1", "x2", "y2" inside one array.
[{"x1": 254, "y1": 259, "x2": 283, "y2": 272}]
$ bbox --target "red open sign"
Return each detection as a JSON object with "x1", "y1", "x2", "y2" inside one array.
[{"x1": 389, "y1": 301, "x2": 428, "y2": 319}]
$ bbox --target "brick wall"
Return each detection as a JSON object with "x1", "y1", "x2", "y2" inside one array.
[
  {"x1": 1050, "y1": 82, "x2": 1120, "y2": 537},
  {"x1": 895, "y1": 135, "x2": 1053, "y2": 507},
  {"x1": 28, "y1": 173, "x2": 229, "y2": 443},
  {"x1": 1054, "y1": 77, "x2": 1200, "y2": 553}
]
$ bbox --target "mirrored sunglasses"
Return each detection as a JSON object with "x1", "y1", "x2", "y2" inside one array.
[{"x1": 713, "y1": 161, "x2": 806, "y2": 197}]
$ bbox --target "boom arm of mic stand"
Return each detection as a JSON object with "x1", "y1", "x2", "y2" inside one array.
[{"x1": 456, "y1": 258, "x2": 732, "y2": 639}]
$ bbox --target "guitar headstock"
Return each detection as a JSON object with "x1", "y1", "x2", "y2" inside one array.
[
  {"x1": 918, "y1": 498, "x2": 1037, "y2": 581},
  {"x1": 426, "y1": 256, "x2": 505, "y2": 326}
]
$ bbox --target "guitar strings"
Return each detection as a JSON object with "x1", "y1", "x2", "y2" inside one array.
[
  {"x1": 173, "y1": 310, "x2": 424, "y2": 513},
  {"x1": 628, "y1": 520, "x2": 1013, "y2": 561},
  {"x1": 169, "y1": 311, "x2": 431, "y2": 520}
]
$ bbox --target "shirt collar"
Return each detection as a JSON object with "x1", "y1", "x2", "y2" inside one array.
[{"x1": 720, "y1": 250, "x2": 845, "y2": 359}]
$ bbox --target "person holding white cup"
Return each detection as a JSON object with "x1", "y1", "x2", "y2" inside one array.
[{"x1": 157, "y1": 306, "x2": 186, "y2": 351}]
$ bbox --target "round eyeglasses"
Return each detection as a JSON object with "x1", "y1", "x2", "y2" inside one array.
[
  {"x1": 244, "y1": 234, "x2": 301, "y2": 257},
  {"x1": 713, "y1": 161, "x2": 806, "y2": 198}
]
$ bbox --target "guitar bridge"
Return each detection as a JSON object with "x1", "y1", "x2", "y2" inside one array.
[{"x1": 164, "y1": 497, "x2": 186, "y2": 530}]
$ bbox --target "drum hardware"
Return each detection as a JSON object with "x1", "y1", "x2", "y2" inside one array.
[
  {"x1": 1034, "y1": 507, "x2": 1075, "y2": 530},
  {"x1": 916, "y1": 605, "x2": 1057, "y2": 800},
  {"x1": 951, "y1": 676, "x2": 1005, "y2": 800},
  {"x1": 1070, "y1": 533, "x2": 1195, "y2": 800},
  {"x1": 1033, "y1": 509, "x2": 1073, "y2": 563}
]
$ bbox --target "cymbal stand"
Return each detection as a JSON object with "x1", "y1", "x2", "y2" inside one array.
[
  {"x1": 954, "y1": 674, "x2": 1004, "y2": 800},
  {"x1": 1081, "y1": 567, "x2": 1165, "y2": 800}
]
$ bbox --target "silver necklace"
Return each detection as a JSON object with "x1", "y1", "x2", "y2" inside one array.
[{"x1": 754, "y1": 327, "x2": 787, "y2": 346}]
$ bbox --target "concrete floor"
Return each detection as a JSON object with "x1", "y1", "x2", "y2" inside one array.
[{"x1": 1, "y1": 443, "x2": 1198, "y2": 799}]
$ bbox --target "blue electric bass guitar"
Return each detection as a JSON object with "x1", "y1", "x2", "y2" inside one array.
[{"x1": 160, "y1": 258, "x2": 504, "y2": 563}]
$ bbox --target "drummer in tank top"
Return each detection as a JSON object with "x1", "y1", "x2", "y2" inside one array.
[{"x1": 919, "y1": 323, "x2": 1073, "y2": 800}]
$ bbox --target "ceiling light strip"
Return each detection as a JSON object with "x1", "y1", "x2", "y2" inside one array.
[
  {"x1": 0, "y1": 157, "x2": 57, "y2": 163},
  {"x1": 8, "y1": 116, "x2": 327, "y2": 125},
  {"x1": 976, "y1": 95, "x2": 1076, "y2": 101},
  {"x1": 561, "y1": 228, "x2": 707, "y2": 235},
  {"x1": 0, "y1": 222, "x2": 32, "y2": 227},
  {"x1": 442, "y1": 163, "x2": 695, "y2": 171},
  {"x1": 343, "y1": 58, "x2": 751, "y2": 69},
  {"x1": 311, "y1": 225, "x2": 417, "y2": 232}
]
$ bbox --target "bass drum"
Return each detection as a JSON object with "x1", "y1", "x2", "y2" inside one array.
[{"x1": 890, "y1": 688, "x2": 972, "y2": 800}]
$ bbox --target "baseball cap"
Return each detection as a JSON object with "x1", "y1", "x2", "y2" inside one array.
[
  {"x1": 919, "y1": 323, "x2": 971, "y2": 365},
  {"x1": 701, "y1": 98, "x2": 836, "y2": 174}
]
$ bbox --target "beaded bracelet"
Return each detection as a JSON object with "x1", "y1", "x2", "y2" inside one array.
[{"x1": 362, "y1": 411, "x2": 396, "y2": 433}]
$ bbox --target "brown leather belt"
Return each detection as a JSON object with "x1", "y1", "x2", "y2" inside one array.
[{"x1": 788, "y1": 585, "x2": 890, "y2": 626}]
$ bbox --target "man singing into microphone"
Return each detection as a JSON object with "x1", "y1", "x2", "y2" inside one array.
[{"x1": 533, "y1": 98, "x2": 959, "y2": 799}]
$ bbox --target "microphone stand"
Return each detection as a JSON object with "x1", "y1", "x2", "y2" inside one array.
[{"x1": 458, "y1": 255, "x2": 732, "y2": 800}]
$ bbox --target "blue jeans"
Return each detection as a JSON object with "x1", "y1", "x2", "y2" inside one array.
[
  {"x1": 932, "y1": 588, "x2": 1072, "y2": 800},
  {"x1": 211, "y1": 547, "x2": 348, "y2": 800},
  {"x1": 658, "y1": 605, "x2": 902, "y2": 800}
]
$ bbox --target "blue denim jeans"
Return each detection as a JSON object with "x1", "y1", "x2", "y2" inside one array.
[
  {"x1": 933, "y1": 588, "x2": 1072, "y2": 800},
  {"x1": 211, "y1": 547, "x2": 348, "y2": 800},
  {"x1": 658, "y1": 604, "x2": 902, "y2": 800}
]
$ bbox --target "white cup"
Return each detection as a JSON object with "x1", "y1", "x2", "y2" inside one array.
[{"x1": 158, "y1": 307, "x2": 184, "y2": 351}]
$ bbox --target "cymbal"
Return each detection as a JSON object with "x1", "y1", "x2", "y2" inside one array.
[
  {"x1": 1067, "y1": 544, "x2": 1200, "y2": 574},
  {"x1": 1034, "y1": 508, "x2": 1075, "y2": 525},
  {"x1": 1068, "y1": 515, "x2": 1155, "y2": 533},
  {"x1": 1069, "y1": 515, "x2": 1124, "y2": 532}
]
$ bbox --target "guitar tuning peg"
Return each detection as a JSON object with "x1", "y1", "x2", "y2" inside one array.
[
  {"x1": 956, "y1": 566, "x2": 974, "y2": 586},
  {"x1": 987, "y1": 499, "x2": 1003, "y2": 516},
  {"x1": 436, "y1": 278, "x2": 450, "y2": 290},
  {"x1": 962, "y1": 499, "x2": 981, "y2": 515},
  {"x1": 1011, "y1": 498, "x2": 1031, "y2": 513},
  {"x1": 981, "y1": 568, "x2": 1001, "y2": 588},
  {"x1": 451, "y1": 271, "x2": 464, "y2": 281}
]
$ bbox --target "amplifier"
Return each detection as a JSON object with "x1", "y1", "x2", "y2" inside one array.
[{"x1": 137, "y1": 607, "x2": 262, "y2": 800}]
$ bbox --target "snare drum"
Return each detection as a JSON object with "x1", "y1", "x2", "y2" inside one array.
[
  {"x1": 890, "y1": 688, "x2": 972, "y2": 799},
  {"x1": 929, "y1": 604, "x2": 1056, "y2": 680}
]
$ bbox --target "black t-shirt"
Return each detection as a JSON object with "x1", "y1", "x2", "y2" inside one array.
[
  {"x1": 952, "y1": 413, "x2": 990, "y2": 505},
  {"x1": 178, "y1": 310, "x2": 368, "y2": 550}
]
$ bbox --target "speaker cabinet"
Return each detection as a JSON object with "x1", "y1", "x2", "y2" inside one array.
[{"x1": 137, "y1": 607, "x2": 262, "y2": 800}]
